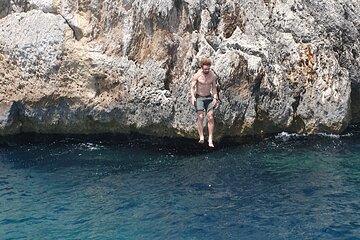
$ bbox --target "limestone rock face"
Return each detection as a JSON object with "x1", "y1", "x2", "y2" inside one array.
[{"x1": 1, "y1": 0, "x2": 360, "y2": 138}]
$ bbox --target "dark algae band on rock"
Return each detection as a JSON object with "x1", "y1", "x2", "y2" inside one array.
[
  {"x1": 0, "y1": 132, "x2": 250, "y2": 154},
  {"x1": 1, "y1": 1, "x2": 360, "y2": 138}
]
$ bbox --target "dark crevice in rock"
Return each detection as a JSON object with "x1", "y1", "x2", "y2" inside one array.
[
  {"x1": 251, "y1": 71, "x2": 264, "y2": 100},
  {"x1": 174, "y1": 0, "x2": 182, "y2": 10},
  {"x1": 59, "y1": 14, "x2": 83, "y2": 41},
  {"x1": 350, "y1": 81, "x2": 360, "y2": 124},
  {"x1": 251, "y1": 71, "x2": 266, "y2": 134},
  {"x1": 192, "y1": 38, "x2": 199, "y2": 53},
  {"x1": 192, "y1": 13, "x2": 201, "y2": 32},
  {"x1": 290, "y1": 94, "x2": 306, "y2": 132},
  {"x1": 290, "y1": 114, "x2": 306, "y2": 132},
  {"x1": 222, "y1": 2, "x2": 245, "y2": 38},
  {"x1": 187, "y1": 1, "x2": 202, "y2": 32},
  {"x1": 351, "y1": 49, "x2": 358, "y2": 59},
  {"x1": 291, "y1": 93, "x2": 302, "y2": 115},
  {"x1": 0, "y1": 0, "x2": 11, "y2": 18},
  {"x1": 227, "y1": 42, "x2": 267, "y2": 61},
  {"x1": 208, "y1": 1, "x2": 221, "y2": 34},
  {"x1": 164, "y1": 74, "x2": 171, "y2": 91},
  {"x1": 164, "y1": 41, "x2": 179, "y2": 91},
  {"x1": 6, "y1": 101, "x2": 25, "y2": 134}
]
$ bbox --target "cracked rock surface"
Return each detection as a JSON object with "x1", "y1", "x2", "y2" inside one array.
[{"x1": 1, "y1": 0, "x2": 360, "y2": 138}]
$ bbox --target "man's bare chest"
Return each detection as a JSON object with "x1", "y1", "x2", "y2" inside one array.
[{"x1": 197, "y1": 75, "x2": 213, "y2": 85}]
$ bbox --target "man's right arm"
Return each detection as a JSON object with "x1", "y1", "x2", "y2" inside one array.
[{"x1": 190, "y1": 74, "x2": 197, "y2": 106}]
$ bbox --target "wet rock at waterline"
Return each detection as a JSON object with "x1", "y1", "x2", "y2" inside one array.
[{"x1": 1, "y1": 0, "x2": 360, "y2": 138}]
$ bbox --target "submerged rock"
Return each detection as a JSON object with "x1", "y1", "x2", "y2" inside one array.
[{"x1": 0, "y1": 0, "x2": 360, "y2": 139}]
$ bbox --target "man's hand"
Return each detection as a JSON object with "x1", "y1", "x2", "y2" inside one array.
[{"x1": 213, "y1": 98, "x2": 219, "y2": 109}]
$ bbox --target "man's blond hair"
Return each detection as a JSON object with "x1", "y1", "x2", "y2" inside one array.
[{"x1": 200, "y1": 58, "x2": 212, "y2": 67}]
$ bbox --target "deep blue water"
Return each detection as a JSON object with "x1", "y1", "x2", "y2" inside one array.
[{"x1": 1, "y1": 133, "x2": 360, "y2": 240}]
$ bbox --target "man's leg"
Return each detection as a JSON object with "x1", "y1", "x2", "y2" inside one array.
[
  {"x1": 197, "y1": 111, "x2": 205, "y2": 143},
  {"x1": 207, "y1": 110, "x2": 215, "y2": 147}
]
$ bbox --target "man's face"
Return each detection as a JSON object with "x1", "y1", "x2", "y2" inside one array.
[{"x1": 201, "y1": 65, "x2": 210, "y2": 74}]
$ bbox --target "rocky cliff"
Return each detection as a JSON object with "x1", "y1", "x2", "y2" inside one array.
[{"x1": 1, "y1": 0, "x2": 360, "y2": 139}]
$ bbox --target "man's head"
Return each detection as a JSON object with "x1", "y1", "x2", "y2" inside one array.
[{"x1": 200, "y1": 58, "x2": 211, "y2": 74}]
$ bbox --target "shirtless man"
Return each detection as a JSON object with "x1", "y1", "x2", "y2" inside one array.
[{"x1": 190, "y1": 58, "x2": 219, "y2": 147}]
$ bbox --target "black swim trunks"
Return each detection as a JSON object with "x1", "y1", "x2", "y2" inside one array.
[{"x1": 195, "y1": 94, "x2": 214, "y2": 113}]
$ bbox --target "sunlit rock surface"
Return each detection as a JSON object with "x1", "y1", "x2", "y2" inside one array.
[{"x1": 1, "y1": 0, "x2": 360, "y2": 138}]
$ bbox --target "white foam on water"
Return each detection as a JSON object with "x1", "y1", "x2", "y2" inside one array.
[
  {"x1": 274, "y1": 131, "x2": 354, "y2": 141},
  {"x1": 274, "y1": 132, "x2": 306, "y2": 141},
  {"x1": 78, "y1": 143, "x2": 104, "y2": 151},
  {"x1": 316, "y1": 133, "x2": 341, "y2": 139},
  {"x1": 316, "y1": 132, "x2": 353, "y2": 138}
]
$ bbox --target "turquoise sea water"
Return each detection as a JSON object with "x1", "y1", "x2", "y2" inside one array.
[{"x1": 1, "y1": 133, "x2": 360, "y2": 239}]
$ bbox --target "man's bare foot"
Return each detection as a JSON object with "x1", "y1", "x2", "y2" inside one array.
[
  {"x1": 208, "y1": 139, "x2": 214, "y2": 148},
  {"x1": 198, "y1": 138, "x2": 205, "y2": 144}
]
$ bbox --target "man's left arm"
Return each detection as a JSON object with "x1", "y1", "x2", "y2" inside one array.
[
  {"x1": 212, "y1": 74, "x2": 219, "y2": 107},
  {"x1": 212, "y1": 74, "x2": 218, "y2": 100}
]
